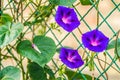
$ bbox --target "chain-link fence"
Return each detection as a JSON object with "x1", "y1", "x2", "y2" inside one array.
[{"x1": 1, "y1": 0, "x2": 120, "y2": 80}]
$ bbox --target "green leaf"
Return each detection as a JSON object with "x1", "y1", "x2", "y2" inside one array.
[
  {"x1": 49, "y1": 0, "x2": 59, "y2": 5},
  {"x1": 0, "y1": 13, "x2": 12, "y2": 25},
  {"x1": 44, "y1": 65, "x2": 55, "y2": 80},
  {"x1": 107, "y1": 38, "x2": 120, "y2": 50},
  {"x1": 0, "y1": 22, "x2": 24, "y2": 48},
  {"x1": 115, "y1": 35, "x2": 120, "y2": 58},
  {"x1": 56, "y1": 46, "x2": 73, "y2": 53},
  {"x1": 17, "y1": 36, "x2": 56, "y2": 67},
  {"x1": 27, "y1": 62, "x2": 47, "y2": 80},
  {"x1": 65, "y1": 68, "x2": 97, "y2": 80},
  {"x1": 17, "y1": 40, "x2": 43, "y2": 66},
  {"x1": 2, "y1": 77, "x2": 14, "y2": 80},
  {"x1": 80, "y1": 0, "x2": 94, "y2": 5},
  {"x1": 59, "y1": 0, "x2": 76, "y2": 7},
  {"x1": 34, "y1": 5, "x2": 54, "y2": 20},
  {"x1": 0, "y1": 66, "x2": 21, "y2": 80},
  {"x1": 56, "y1": 77, "x2": 65, "y2": 80},
  {"x1": 33, "y1": 36, "x2": 56, "y2": 66},
  {"x1": 116, "y1": 47, "x2": 120, "y2": 58}
]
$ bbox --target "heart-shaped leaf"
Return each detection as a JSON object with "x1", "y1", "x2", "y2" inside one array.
[
  {"x1": 0, "y1": 22, "x2": 24, "y2": 48},
  {"x1": 0, "y1": 66, "x2": 21, "y2": 80},
  {"x1": 27, "y1": 62, "x2": 47, "y2": 80},
  {"x1": 17, "y1": 36, "x2": 56, "y2": 67}
]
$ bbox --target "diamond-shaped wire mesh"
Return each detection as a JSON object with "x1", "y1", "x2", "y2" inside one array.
[{"x1": 1, "y1": 0, "x2": 120, "y2": 80}]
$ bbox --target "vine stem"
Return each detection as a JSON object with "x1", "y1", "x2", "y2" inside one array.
[
  {"x1": 77, "y1": 28, "x2": 86, "y2": 59},
  {"x1": 95, "y1": 0, "x2": 108, "y2": 79},
  {"x1": 96, "y1": 55, "x2": 108, "y2": 80},
  {"x1": 20, "y1": 56, "x2": 26, "y2": 80},
  {"x1": 94, "y1": 57, "x2": 120, "y2": 74},
  {"x1": 7, "y1": 0, "x2": 15, "y2": 22},
  {"x1": 92, "y1": 71, "x2": 94, "y2": 80},
  {"x1": 96, "y1": 0, "x2": 100, "y2": 27}
]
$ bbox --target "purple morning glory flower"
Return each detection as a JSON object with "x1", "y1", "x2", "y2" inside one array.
[
  {"x1": 55, "y1": 6, "x2": 80, "y2": 32},
  {"x1": 82, "y1": 29, "x2": 109, "y2": 52},
  {"x1": 59, "y1": 47, "x2": 84, "y2": 69}
]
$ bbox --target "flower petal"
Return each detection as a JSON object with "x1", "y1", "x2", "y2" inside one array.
[
  {"x1": 55, "y1": 6, "x2": 80, "y2": 32},
  {"x1": 59, "y1": 47, "x2": 84, "y2": 69},
  {"x1": 82, "y1": 29, "x2": 109, "y2": 52}
]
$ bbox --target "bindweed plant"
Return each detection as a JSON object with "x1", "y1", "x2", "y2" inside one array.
[{"x1": 0, "y1": 0, "x2": 120, "y2": 80}]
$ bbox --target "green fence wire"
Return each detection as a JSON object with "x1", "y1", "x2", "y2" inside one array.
[{"x1": 1, "y1": 0, "x2": 120, "y2": 80}]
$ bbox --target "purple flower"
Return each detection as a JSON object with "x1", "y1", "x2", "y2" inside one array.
[
  {"x1": 82, "y1": 29, "x2": 109, "y2": 52},
  {"x1": 55, "y1": 6, "x2": 80, "y2": 32},
  {"x1": 59, "y1": 47, "x2": 84, "y2": 69}
]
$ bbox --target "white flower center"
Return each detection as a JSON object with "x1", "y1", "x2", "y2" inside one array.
[
  {"x1": 62, "y1": 16, "x2": 71, "y2": 24},
  {"x1": 67, "y1": 53, "x2": 76, "y2": 62},
  {"x1": 91, "y1": 41, "x2": 99, "y2": 46}
]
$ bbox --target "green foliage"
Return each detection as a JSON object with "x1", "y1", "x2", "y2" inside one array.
[
  {"x1": 0, "y1": 66, "x2": 21, "y2": 80},
  {"x1": 33, "y1": 36, "x2": 56, "y2": 65},
  {"x1": 56, "y1": 46, "x2": 73, "y2": 53},
  {"x1": 59, "y1": 0, "x2": 77, "y2": 7},
  {"x1": 86, "y1": 52, "x2": 95, "y2": 71},
  {"x1": 34, "y1": 4, "x2": 54, "y2": 22},
  {"x1": 115, "y1": 47, "x2": 120, "y2": 58},
  {"x1": 58, "y1": 65, "x2": 66, "y2": 76},
  {"x1": 1, "y1": 0, "x2": 119, "y2": 80},
  {"x1": 107, "y1": 38, "x2": 120, "y2": 58},
  {"x1": 44, "y1": 65, "x2": 55, "y2": 80},
  {"x1": 37, "y1": 26, "x2": 46, "y2": 35},
  {"x1": 65, "y1": 68, "x2": 96, "y2": 80},
  {"x1": 49, "y1": 0, "x2": 59, "y2": 5},
  {"x1": 115, "y1": 37, "x2": 120, "y2": 58},
  {"x1": 49, "y1": 0, "x2": 76, "y2": 7},
  {"x1": 17, "y1": 36, "x2": 56, "y2": 67},
  {"x1": 27, "y1": 62, "x2": 47, "y2": 80},
  {"x1": 56, "y1": 77, "x2": 66, "y2": 80},
  {"x1": 107, "y1": 38, "x2": 120, "y2": 50},
  {"x1": 80, "y1": 0, "x2": 94, "y2": 5},
  {"x1": 28, "y1": 62, "x2": 56, "y2": 80},
  {"x1": 2, "y1": 77, "x2": 14, "y2": 80},
  {"x1": 0, "y1": 22, "x2": 24, "y2": 48},
  {"x1": 0, "y1": 13, "x2": 12, "y2": 25}
]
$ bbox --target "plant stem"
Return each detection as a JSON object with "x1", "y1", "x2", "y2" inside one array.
[
  {"x1": 92, "y1": 71, "x2": 94, "y2": 80},
  {"x1": 96, "y1": 0, "x2": 100, "y2": 27},
  {"x1": 70, "y1": 69, "x2": 79, "y2": 79},
  {"x1": 20, "y1": 56, "x2": 26, "y2": 80},
  {"x1": 97, "y1": 55, "x2": 108, "y2": 80},
  {"x1": 94, "y1": 57, "x2": 120, "y2": 74},
  {"x1": 95, "y1": 0, "x2": 108, "y2": 79}
]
